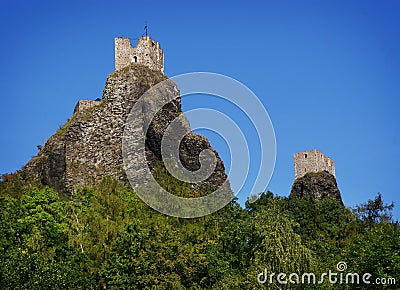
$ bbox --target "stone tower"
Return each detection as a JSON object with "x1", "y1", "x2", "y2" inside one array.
[
  {"x1": 114, "y1": 36, "x2": 164, "y2": 72},
  {"x1": 294, "y1": 149, "x2": 335, "y2": 179}
]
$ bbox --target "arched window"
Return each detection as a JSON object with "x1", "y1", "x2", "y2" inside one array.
[
  {"x1": 304, "y1": 154, "x2": 308, "y2": 158},
  {"x1": 133, "y1": 56, "x2": 138, "y2": 62}
]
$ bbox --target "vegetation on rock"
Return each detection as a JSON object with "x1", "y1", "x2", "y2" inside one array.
[
  {"x1": 290, "y1": 171, "x2": 343, "y2": 204},
  {"x1": 20, "y1": 64, "x2": 228, "y2": 195}
]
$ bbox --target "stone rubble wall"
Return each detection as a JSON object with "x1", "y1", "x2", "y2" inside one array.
[
  {"x1": 294, "y1": 149, "x2": 335, "y2": 179},
  {"x1": 115, "y1": 36, "x2": 164, "y2": 72},
  {"x1": 73, "y1": 100, "x2": 100, "y2": 114}
]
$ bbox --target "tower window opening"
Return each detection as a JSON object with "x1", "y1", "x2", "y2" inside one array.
[
  {"x1": 304, "y1": 154, "x2": 307, "y2": 158},
  {"x1": 133, "y1": 56, "x2": 137, "y2": 62}
]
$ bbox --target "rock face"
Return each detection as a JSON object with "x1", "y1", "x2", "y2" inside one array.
[
  {"x1": 290, "y1": 171, "x2": 343, "y2": 204},
  {"x1": 22, "y1": 64, "x2": 228, "y2": 194}
]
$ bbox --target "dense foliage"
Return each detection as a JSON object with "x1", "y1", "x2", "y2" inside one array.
[{"x1": 0, "y1": 174, "x2": 398, "y2": 289}]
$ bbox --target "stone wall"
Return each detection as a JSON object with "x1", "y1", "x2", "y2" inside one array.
[
  {"x1": 73, "y1": 100, "x2": 100, "y2": 114},
  {"x1": 294, "y1": 149, "x2": 335, "y2": 179},
  {"x1": 115, "y1": 36, "x2": 164, "y2": 72}
]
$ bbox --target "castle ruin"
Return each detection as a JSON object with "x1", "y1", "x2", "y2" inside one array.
[
  {"x1": 114, "y1": 36, "x2": 164, "y2": 72},
  {"x1": 294, "y1": 149, "x2": 335, "y2": 179},
  {"x1": 74, "y1": 35, "x2": 165, "y2": 114},
  {"x1": 73, "y1": 100, "x2": 100, "y2": 114}
]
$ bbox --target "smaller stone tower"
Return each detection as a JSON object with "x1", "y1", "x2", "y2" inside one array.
[
  {"x1": 114, "y1": 36, "x2": 164, "y2": 72},
  {"x1": 294, "y1": 149, "x2": 335, "y2": 179}
]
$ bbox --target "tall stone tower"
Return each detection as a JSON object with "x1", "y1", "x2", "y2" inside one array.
[
  {"x1": 114, "y1": 36, "x2": 164, "y2": 72},
  {"x1": 294, "y1": 149, "x2": 335, "y2": 179}
]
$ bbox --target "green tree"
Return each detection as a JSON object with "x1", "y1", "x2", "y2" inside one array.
[
  {"x1": 354, "y1": 193, "x2": 394, "y2": 231},
  {"x1": 245, "y1": 200, "x2": 316, "y2": 289},
  {"x1": 342, "y1": 222, "x2": 400, "y2": 289},
  {"x1": 0, "y1": 187, "x2": 96, "y2": 289}
]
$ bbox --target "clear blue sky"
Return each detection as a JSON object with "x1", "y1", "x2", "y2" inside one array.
[{"x1": 1, "y1": 0, "x2": 399, "y2": 219}]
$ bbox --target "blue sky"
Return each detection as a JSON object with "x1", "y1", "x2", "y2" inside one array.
[{"x1": 1, "y1": 0, "x2": 399, "y2": 219}]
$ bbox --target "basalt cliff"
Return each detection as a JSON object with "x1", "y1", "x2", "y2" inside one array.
[{"x1": 21, "y1": 64, "x2": 228, "y2": 195}]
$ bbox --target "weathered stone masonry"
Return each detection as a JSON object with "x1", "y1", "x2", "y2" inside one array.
[
  {"x1": 73, "y1": 100, "x2": 100, "y2": 114},
  {"x1": 74, "y1": 35, "x2": 164, "y2": 114},
  {"x1": 291, "y1": 149, "x2": 342, "y2": 204},
  {"x1": 294, "y1": 149, "x2": 335, "y2": 179},
  {"x1": 115, "y1": 36, "x2": 164, "y2": 72},
  {"x1": 21, "y1": 34, "x2": 228, "y2": 194}
]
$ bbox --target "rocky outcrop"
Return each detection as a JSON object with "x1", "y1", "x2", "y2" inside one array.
[
  {"x1": 22, "y1": 64, "x2": 228, "y2": 194},
  {"x1": 290, "y1": 171, "x2": 343, "y2": 204}
]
